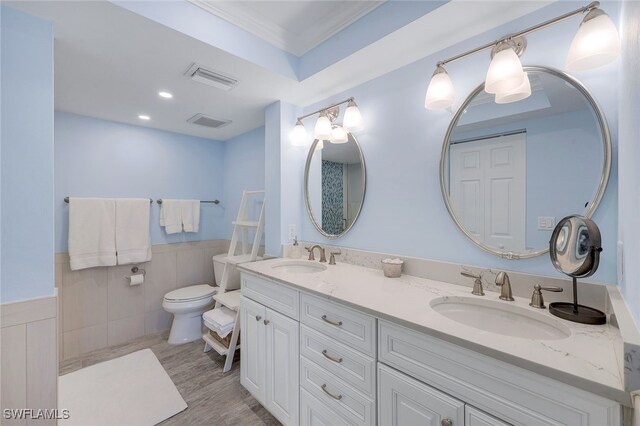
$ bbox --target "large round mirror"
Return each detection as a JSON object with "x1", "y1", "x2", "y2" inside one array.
[
  {"x1": 440, "y1": 66, "x2": 611, "y2": 259},
  {"x1": 304, "y1": 131, "x2": 366, "y2": 239}
]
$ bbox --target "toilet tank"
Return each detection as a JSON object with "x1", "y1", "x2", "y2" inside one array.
[{"x1": 212, "y1": 254, "x2": 241, "y2": 290}]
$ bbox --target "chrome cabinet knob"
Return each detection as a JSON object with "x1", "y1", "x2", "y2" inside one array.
[
  {"x1": 441, "y1": 419, "x2": 453, "y2": 426},
  {"x1": 255, "y1": 315, "x2": 262, "y2": 321},
  {"x1": 263, "y1": 319, "x2": 270, "y2": 325}
]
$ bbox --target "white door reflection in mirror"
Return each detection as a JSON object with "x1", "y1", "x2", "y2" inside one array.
[{"x1": 450, "y1": 133, "x2": 526, "y2": 253}]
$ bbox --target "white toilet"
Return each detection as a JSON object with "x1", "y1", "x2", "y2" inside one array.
[
  {"x1": 212, "y1": 254, "x2": 241, "y2": 290},
  {"x1": 162, "y1": 284, "x2": 215, "y2": 344}
]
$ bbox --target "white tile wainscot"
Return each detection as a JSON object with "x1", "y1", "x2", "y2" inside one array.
[
  {"x1": 239, "y1": 258, "x2": 637, "y2": 426},
  {"x1": 55, "y1": 239, "x2": 229, "y2": 360}
]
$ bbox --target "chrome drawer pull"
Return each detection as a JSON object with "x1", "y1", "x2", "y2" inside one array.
[
  {"x1": 322, "y1": 350, "x2": 343, "y2": 363},
  {"x1": 321, "y1": 384, "x2": 343, "y2": 400},
  {"x1": 321, "y1": 315, "x2": 343, "y2": 327}
]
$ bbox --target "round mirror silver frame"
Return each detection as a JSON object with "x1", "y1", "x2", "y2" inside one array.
[
  {"x1": 304, "y1": 133, "x2": 366, "y2": 239},
  {"x1": 439, "y1": 66, "x2": 612, "y2": 259}
]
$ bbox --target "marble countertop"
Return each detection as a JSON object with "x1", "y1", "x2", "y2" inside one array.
[{"x1": 239, "y1": 258, "x2": 629, "y2": 405}]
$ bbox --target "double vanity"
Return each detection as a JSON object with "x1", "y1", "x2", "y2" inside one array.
[{"x1": 238, "y1": 257, "x2": 628, "y2": 426}]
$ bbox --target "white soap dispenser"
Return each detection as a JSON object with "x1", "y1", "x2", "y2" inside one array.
[{"x1": 291, "y1": 236, "x2": 301, "y2": 259}]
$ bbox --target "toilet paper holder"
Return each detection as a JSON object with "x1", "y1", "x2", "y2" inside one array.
[{"x1": 127, "y1": 266, "x2": 146, "y2": 280}]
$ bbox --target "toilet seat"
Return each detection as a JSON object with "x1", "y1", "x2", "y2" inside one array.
[{"x1": 163, "y1": 284, "x2": 215, "y2": 303}]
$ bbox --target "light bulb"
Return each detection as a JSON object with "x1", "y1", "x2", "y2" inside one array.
[
  {"x1": 343, "y1": 99, "x2": 363, "y2": 131},
  {"x1": 485, "y1": 45, "x2": 525, "y2": 94},
  {"x1": 495, "y1": 72, "x2": 531, "y2": 104},
  {"x1": 315, "y1": 140, "x2": 324, "y2": 150},
  {"x1": 330, "y1": 125, "x2": 349, "y2": 144},
  {"x1": 424, "y1": 65, "x2": 455, "y2": 110},
  {"x1": 313, "y1": 113, "x2": 332, "y2": 140},
  {"x1": 290, "y1": 120, "x2": 308, "y2": 146},
  {"x1": 566, "y1": 8, "x2": 620, "y2": 71}
]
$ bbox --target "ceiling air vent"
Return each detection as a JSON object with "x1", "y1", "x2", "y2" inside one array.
[
  {"x1": 187, "y1": 113, "x2": 231, "y2": 129},
  {"x1": 184, "y1": 63, "x2": 238, "y2": 91}
]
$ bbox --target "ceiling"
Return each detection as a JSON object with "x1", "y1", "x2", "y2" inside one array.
[
  {"x1": 188, "y1": 0, "x2": 384, "y2": 56},
  {"x1": 6, "y1": 1, "x2": 552, "y2": 141}
]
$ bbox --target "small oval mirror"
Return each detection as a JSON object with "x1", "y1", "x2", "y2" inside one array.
[
  {"x1": 549, "y1": 215, "x2": 601, "y2": 278},
  {"x1": 304, "y1": 130, "x2": 366, "y2": 239}
]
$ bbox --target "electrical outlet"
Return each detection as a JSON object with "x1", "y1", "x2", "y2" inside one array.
[{"x1": 288, "y1": 224, "x2": 297, "y2": 241}]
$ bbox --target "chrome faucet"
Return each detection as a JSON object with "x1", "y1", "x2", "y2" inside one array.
[
  {"x1": 306, "y1": 245, "x2": 327, "y2": 263},
  {"x1": 495, "y1": 272, "x2": 514, "y2": 301}
]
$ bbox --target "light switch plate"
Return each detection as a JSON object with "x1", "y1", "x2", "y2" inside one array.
[{"x1": 537, "y1": 216, "x2": 556, "y2": 230}]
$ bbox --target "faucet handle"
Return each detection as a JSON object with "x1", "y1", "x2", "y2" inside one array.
[
  {"x1": 529, "y1": 284, "x2": 563, "y2": 309},
  {"x1": 329, "y1": 250, "x2": 341, "y2": 265},
  {"x1": 460, "y1": 271, "x2": 484, "y2": 296},
  {"x1": 305, "y1": 246, "x2": 315, "y2": 261}
]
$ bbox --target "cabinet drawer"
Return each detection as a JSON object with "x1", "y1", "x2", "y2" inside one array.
[
  {"x1": 300, "y1": 387, "x2": 356, "y2": 426},
  {"x1": 300, "y1": 325, "x2": 375, "y2": 398},
  {"x1": 300, "y1": 294, "x2": 376, "y2": 357},
  {"x1": 466, "y1": 406, "x2": 511, "y2": 426},
  {"x1": 241, "y1": 273, "x2": 299, "y2": 320},
  {"x1": 300, "y1": 356, "x2": 375, "y2": 426},
  {"x1": 378, "y1": 363, "x2": 465, "y2": 426},
  {"x1": 379, "y1": 320, "x2": 620, "y2": 426}
]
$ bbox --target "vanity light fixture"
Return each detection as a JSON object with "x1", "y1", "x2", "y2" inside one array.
[
  {"x1": 291, "y1": 97, "x2": 363, "y2": 146},
  {"x1": 313, "y1": 112, "x2": 333, "y2": 140},
  {"x1": 138, "y1": 114, "x2": 150, "y2": 120},
  {"x1": 158, "y1": 91, "x2": 173, "y2": 99},
  {"x1": 424, "y1": 1, "x2": 620, "y2": 109},
  {"x1": 290, "y1": 119, "x2": 308, "y2": 146},
  {"x1": 495, "y1": 72, "x2": 532, "y2": 104},
  {"x1": 330, "y1": 125, "x2": 349, "y2": 144}
]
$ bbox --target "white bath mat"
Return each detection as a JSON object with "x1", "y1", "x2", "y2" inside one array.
[{"x1": 59, "y1": 349, "x2": 187, "y2": 425}]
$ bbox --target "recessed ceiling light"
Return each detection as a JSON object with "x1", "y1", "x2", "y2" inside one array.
[
  {"x1": 138, "y1": 114, "x2": 150, "y2": 120},
  {"x1": 158, "y1": 91, "x2": 173, "y2": 99}
]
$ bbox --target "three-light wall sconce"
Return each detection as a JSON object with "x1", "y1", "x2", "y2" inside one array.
[
  {"x1": 424, "y1": 1, "x2": 621, "y2": 109},
  {"x1": 290, "y1": 97, "x2": 363, "y2": 148}
]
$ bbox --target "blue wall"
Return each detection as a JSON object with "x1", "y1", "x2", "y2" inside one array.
[
  {"x1": 223, "y1": 126, "x2": 266, "y2": 237},
  {"x1": 1, "y1": 6, "x2": 55, "y2": 303},
  {"x1": 299, "y1": 2, "x2": 620, "y2": 284},
  {"x1": 617, "y1": 0, "x2": 640, "y2": 325},
  {"x1": 54, "y1": 112, "x2": 226, "y2": 252}
]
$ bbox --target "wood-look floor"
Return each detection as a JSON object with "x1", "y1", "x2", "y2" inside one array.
[{"x1": 59, "y1": 331, "x2": 280, "y2": 426}]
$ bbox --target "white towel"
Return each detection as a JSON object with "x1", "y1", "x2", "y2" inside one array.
[
  {"x1": 68, "y1": 197, "x2": 117, "y2": 271},
  {"x1": 203, "y1": 307, "x2": 236, "y2": 337},
  {"x1": 181, "y1": 200, "x2": 200, "y2": 233},
  {"x1": 160, "y1": 199, "x2": 182, "y2": 234},
  {"x1": 115, "y1": 198, "x2": 152, "y2": 265}
]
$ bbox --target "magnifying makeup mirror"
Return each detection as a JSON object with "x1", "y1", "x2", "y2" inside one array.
[{"x1": 548, "y1": 215, "x2": 606, "y2": 325}]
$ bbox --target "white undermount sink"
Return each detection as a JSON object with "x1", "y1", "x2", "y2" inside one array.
[
  {"x1": 431, "y1": 296, "x2": 571, "y2": 340},
  {"x1": 271, "y1": 260, "x2": 327, "y2": 274}
]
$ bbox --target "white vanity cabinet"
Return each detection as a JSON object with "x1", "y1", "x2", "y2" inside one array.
[{"x1": 240, "y1": 289, "x2": 299, "y2": 426}]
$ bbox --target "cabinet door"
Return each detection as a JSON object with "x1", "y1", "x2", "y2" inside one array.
[
  {"x1": 465, "y1": 406, "x2": 511, "y2": 426},
  {"x1": 379, "y1": 364, "x2": 464, "y2": 426},
  {"x1": 265, "y1": 308, "x2": 299, "y2": 426},
  {"x1": 240, "y1": 296, "x2": 266, "y2": 403}
]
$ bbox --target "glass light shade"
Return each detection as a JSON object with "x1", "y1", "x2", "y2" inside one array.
[
  {"x1": 290, "y1": 121, "x2": 308, "y2": 146},
  {"x1": 315, "y1": 139, "x2": 324, "y2": 150},
  {"x1": 425, "y1": 67, "x2": 455, "y2": 110},
  {"x1": 495, "y1": 72, "x2": 531, "y2": 104},
  {"x1": 343, "y1": 100, "x2": 363, "y2": 131},
  {"x1": 566, "y1": 10, "x2": 621, "y2": 71},
  {"x1": 485, "y1": 47, "x2": 525, "y2": 94},
  {"x1": 330, "y1": 125, "x2": 349, "y2": 144},
  {"x1": 313, "y1": 115, "x2": 332, "y2": 140}
]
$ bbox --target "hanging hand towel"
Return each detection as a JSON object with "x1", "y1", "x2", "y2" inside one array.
[
  {"x1": 160, "y1": 199, "x2": 183, "y2": 234},
  {"x1": 181, "y1": 200, "x2": 200, "y2": 233},
  {"x1": 68, "y1": 197, "x2": 117, "y2": 271},
  {"x1": 116, "y1": 198, "x2": 152, "y2": 265}
]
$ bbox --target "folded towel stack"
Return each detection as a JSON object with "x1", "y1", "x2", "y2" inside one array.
[
  {"x1": 160, "y1": 199, "x2": 200, "y2": 234},
  {"x1": 203, "y1": 307, "x2": 236, "y2": 338},
  {"x1": 68, "y1": 197, "x2": 151, "y2": 271}
]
